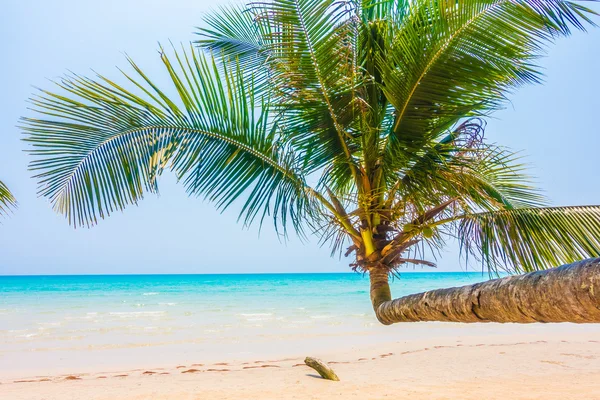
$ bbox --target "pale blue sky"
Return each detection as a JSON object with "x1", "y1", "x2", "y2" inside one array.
[{"x1": 1, "y1": 0, "x2": 599, "y2": 275}]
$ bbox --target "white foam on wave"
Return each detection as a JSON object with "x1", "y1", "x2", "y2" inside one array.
[
  {"x1": 238, "y1": 312, "x2": 275, "y2": 322},
  {"x1": 108, "y1": 311, "x2": 166, "y2": 318},
  {"x1": 37, "y1": 322, "x2": 61, "y2": 327},
  {"x1": 310, "y1": 315, "x2": 333, "y2": 319},
  {"x1": 142, "y1": 292, "x2": 159, "y2": 296},
  {"x1": 239, "y1": 313, "x2": 273, "y2": 317}
]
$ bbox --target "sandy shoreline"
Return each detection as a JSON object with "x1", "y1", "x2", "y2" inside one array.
[{"x1": 3, "y1": 324, "x2": 600, "y2": 399}]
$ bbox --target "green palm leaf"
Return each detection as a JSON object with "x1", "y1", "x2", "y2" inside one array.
[
  {"x1": 389, "y1": 120, "x2": 546, "y2": 214},
  {"x1": 196, "y1": 4, "x2": 269, "y2": 72},
  {"x1": 380, "y1": 0, "x2": 596, "y2": 173},
  {"x1": 359, "y1": 0, "x2": 411, "y2": 22},
  {"x1": 0, "y1": 180, "x2": 16, "y2": 216},
  {"x1": 22, "y1": 45, "x2": 310, "y2": 231},
  {"x1": 247, "y1": 0, "x2": 362, "y2": 187},
  {"x1": 459, "y1": 206, "x2": 600, "y2": 273}
]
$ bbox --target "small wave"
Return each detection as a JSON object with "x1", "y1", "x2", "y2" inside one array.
[
  {"x1": 238, "y1": 313, "x2": 274, "y2": 322},
  {"x1": 109, "y1": 311, "x2": 165, "y2": 318},
  {"x1": 142, "y1": 292, "x2": 159, "y2": 296},
  {"x1": 37, "y1": 322, "x2": 61, "y2": 327},
  {"x1": 310, "y1": 315, "x2": 333, "y2": 319},
  {"x1": 17, "y1": 333, "x2": 40, "y2": 338},
  {"x1": 239, "y1": 313, "x2": 273, "y2": 317},
  {"x1": 158, "y1": 302, "x2": 177, "y2": 306}
]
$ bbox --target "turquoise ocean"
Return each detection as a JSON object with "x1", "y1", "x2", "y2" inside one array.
[{"x1": 0, "y1": 272, "x2": 490, "y2": 378}]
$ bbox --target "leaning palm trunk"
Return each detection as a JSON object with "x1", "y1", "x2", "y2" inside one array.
[{"x1": 371, "y1": 258, "x2": 600, "y2": 324}]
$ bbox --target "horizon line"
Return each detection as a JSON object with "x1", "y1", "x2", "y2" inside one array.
[{"x1": 0, "y1": 270, "x2": 484, "y2": 277}]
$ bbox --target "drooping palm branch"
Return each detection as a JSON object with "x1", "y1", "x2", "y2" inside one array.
[
  {"x1": 22, "y1": 0, "x2": 600, "y2": 283},
  {"x1": 23, "y1": 47, "x2": 318, "y2": 232}
]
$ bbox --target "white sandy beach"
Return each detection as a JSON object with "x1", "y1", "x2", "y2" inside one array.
[{"x1": 3, "y1": 323, "x2": 600, "y2": 400}]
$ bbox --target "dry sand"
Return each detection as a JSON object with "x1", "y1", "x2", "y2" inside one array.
[{"x1": 3, "y1": 324, "x2": 600, "y2": 400}]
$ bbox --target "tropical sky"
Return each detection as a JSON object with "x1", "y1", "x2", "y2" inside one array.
[{"x1": 1, "y1": 0, "x2": 599, "y2": 275}]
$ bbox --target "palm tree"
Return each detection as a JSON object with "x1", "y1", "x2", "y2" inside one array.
[
  {"x1": 0, "y1": 180, "x2": 16, "y2": 217},
  {"x1": 22, "y1": 0, "x2": 600, "y2": 324}
]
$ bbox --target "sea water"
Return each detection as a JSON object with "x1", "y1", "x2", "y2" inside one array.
[{"x1": 0, "y1": 272, "x2": 490, "y2": 377}]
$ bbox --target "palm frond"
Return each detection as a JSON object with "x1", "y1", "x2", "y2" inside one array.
[
  {"x1": 200, "y1": 0, "x2": 365, "y2": 193},
  {"x1": 196, "y1": 4, "x2": 268, "y2": 69},
  {"x1": 22, "y1": 44, "x2": 311, "y2": 232},
  {"x1": 0, "y1": 180, "x2": 16, "y2": 216},
  {"x1": 196, "y1": 3, "x2": 274, "y2": 93},
  {"x1": 389, "y1": 121, "x2": 546, "y2": 214},
  {"x1": 381, "y1": 0, "x2": 597, "y2": 172},
  {"x1": 468, "y1": 146, "x2": 547, "y2": 210},
  {"x1": 459, "y1": 206, "x2": 600, "y2": 274},
  {"x1": 251, "y1": 0, "x2": 363, "y2": 189},
  {"x1": 359, "y1": 0, "x2": 411, "y2": 22}
]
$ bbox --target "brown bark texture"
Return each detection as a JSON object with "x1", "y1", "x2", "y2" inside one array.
[{"x1": 373, "y1": 258, "x2": 600, "y2": 324}]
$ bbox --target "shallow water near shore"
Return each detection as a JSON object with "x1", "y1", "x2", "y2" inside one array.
[{"x1": 0, "y1": 272, "x2": 490, "y2": 377}]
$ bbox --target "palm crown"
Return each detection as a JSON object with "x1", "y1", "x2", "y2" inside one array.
[{"x1": 22, "y1": 0, "x2": 600, "y2": 275}]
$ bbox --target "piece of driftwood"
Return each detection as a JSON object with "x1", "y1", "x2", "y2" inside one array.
[{"x1": 304, "y1": 357, "x2": 340, "y2": 381}]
